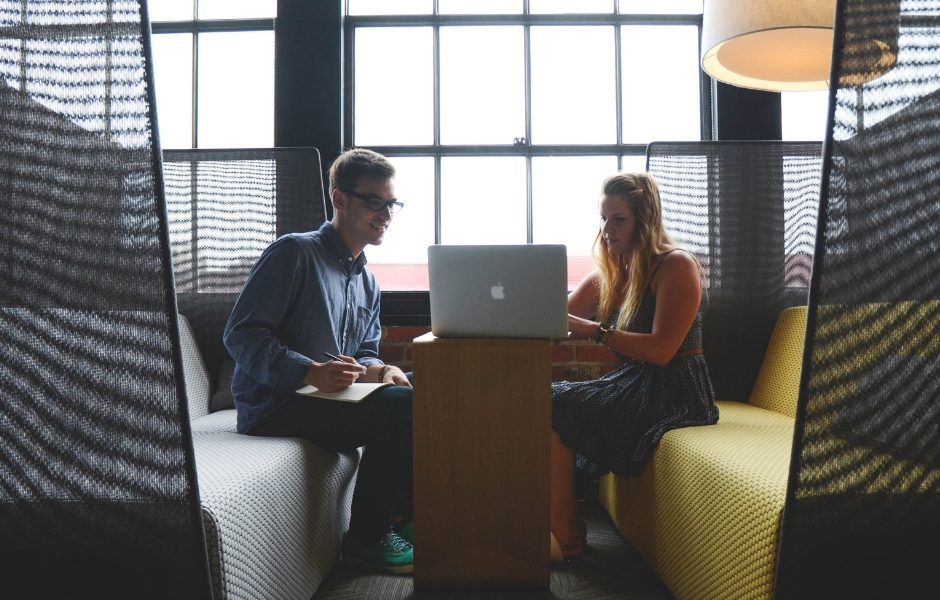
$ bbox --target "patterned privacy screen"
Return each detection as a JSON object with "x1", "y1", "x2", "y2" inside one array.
[
  {"x1": 0, "y1": 1, "x2": 211, "y2": 596},
  {"x1": 776, "y1": 0, "x2": 940, "y2": 596},
  {"x1": 647, "y1": 141, "x2": 823, "y2": 402}
]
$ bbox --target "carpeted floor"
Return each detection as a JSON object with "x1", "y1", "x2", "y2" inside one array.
[{"x1": 312, "y1": 501, "x2": 673, "y2": 600}]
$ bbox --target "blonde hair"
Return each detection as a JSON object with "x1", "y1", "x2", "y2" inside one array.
[{"x1": 594, "y1": 172, "x2": 674, "y2": 330}]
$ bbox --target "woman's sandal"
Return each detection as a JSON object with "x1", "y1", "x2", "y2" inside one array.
[{"x1": 550, "y1": 523, "x2": 587, "y2": 564}]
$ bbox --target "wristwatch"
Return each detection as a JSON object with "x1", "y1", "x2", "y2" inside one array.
[{"x1": 594, "y1": 322, "x2": 612, "y2": 344}]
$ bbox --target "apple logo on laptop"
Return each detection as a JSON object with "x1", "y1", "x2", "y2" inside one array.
[{"x1": 490, "y1": 282, "x2": 505, "y2": 300}]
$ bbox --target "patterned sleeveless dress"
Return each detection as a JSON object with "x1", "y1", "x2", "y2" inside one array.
[{"x1": 552, "y1": 282, "x2": 718, "y2": 478}]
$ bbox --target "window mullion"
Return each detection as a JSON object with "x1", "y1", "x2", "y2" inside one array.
[
  {"x1": 524, "y1": 15, "x2": 533, "y2": 243},
  {"x1": 191, "y1": 31, "x2": 198, "y2": 148},
  {"x1": 433, "y1": 20, "x2": 441, "y2": 244},
  {"x1": 192, "y1": 0, "x2": 199, "y2": 148},
  {"x1": 614, "y1": 23, "x2": 623, "y2": 170}
]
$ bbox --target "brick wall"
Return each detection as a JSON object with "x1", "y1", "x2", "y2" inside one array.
[{"x1": 380, "y1": 325, "x2": 620, "y2": 383}]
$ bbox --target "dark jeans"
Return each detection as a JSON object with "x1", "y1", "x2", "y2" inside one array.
[{"x1": 251, "y1": 376, "x2": 413, "y2": 542}]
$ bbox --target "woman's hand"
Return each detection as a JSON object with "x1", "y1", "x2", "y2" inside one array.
[
  {"x1": 567, "y1": 314, "x2": 600, "y2": 340},
  {"x1": 303, "y1": 354, "x2": 367, "y2": 392}
]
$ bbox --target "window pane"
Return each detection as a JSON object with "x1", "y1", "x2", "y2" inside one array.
[
  {"x1": 441, "y1": 157, "x2": 527, "y2": 244},
  {"x1": 198, "y1": 0, "x2": 275, "y2": 19},
  {"x1": 197, "y1": 31, "x2": 274, "y2": 148},
  {"x1": 151, "y1": 33, "x2": 193, "y2": 149},
  {"x1": 531, "y1": 26, "x2": 616, "y2": 144},
  {"x1": 621, "y1": 154, "x2": 647, "y2": 173},
  {"x1": 148, "y1": 0, "x2": 193, "y2": 22},
  {"x1": 621, "y1": 25, "x2": 700, "y2": 143},
  {"x1": 532, "y1": 156, "x2": 618, "y2": 288},
  {"x1": 354, "y1": 28, "x2": 433, "y2": 146},
  {"x1": 619, "y1": 0, "x2": 702, "y2": 14},
  {"x1": 348, "y1": 0, "x2": 432, "y2": 16},
  {"x1": 529, "y1": 0, "x2": 613, "y2": 14},
  {"x1": 440, "y1": 26, "x2": 524, "y2": 145},
  {"x1": 439, "y1": 0, "x2": 522, "y2": 14},
  {"x1": 366, "y1": 157, "x2": 436, "y2": 291},
  {"x1": 782, "y1": 91, "x2": 829, "y2": 141}
]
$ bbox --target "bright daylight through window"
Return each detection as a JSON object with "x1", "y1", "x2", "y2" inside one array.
[
  {"x1": 149, "y1": 0, "x2": 275, "y2": 149},
  {"x1": 149, "y1": 0, "x2": 715, "y2": 292},
  {"x1": 348, "y1": 0, "x2": 706, "y2": 290}
]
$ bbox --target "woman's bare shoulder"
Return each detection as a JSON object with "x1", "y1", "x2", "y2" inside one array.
[{"x1": 652, "y1": 248, "x2": 701, "y2": 284}]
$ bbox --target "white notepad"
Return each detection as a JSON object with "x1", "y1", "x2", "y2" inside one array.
[{"x1": 295, "y1": 382, "x2": 392, "y2": 402}]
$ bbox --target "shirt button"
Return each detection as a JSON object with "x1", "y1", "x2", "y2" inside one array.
[{"x1": 347, "y1": 257, "x2": 352, "y2": 261}]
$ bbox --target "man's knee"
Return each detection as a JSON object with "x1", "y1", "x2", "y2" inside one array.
[{"x1": 383, "y1": 386, "x2": 413, "y2": 419}]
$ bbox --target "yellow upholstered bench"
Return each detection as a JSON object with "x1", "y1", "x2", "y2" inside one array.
[{"x1": 599, "y1": 306, "x2": 807, "y2": 600}]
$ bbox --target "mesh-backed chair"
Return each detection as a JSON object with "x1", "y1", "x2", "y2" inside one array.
[
  {"x1": 161, "y1": 148, "x2": 357, "y2": 600},
  {"x1": 776, "y1": 1, "x2": 940, "y2": 596},
  {"x1": 163, "y1": 147, "x2": 328, "y2": 409},
  {"x1": 0, "y1": 1, "x2": 211, "y2": 597},
  {"x1": 599, "y1": 142, "x2": 823, "y2": 599},
  {"x1": 648, "y1": 141, "x2": 823, "y2": 400}
]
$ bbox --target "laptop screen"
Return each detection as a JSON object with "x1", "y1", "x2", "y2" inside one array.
[{"x1": 427, "y1": 244, "x2": 568, "y2": 339}]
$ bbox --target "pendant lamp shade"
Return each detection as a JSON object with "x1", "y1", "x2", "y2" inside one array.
[
  {"x1": 702, "y1": 0, "x2": 899, "y2": 92},
  {"x1": 702, "y1": 0, "x2": 837, "y2": 91}
]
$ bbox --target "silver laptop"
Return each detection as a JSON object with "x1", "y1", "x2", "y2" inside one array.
[{"x1": 428, "y1": 244, "x2": 568, "y2": 339}]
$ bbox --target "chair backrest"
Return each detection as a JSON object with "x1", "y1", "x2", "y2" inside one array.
[
  {"x1": 163, "y1": 147, "x2": 329, "y2": 401},
  {"x1": 646, "y1": 141, "x2": 823, "y2": 402},
  {"x1": 775, "y1": 0, "x2": 940, "y2": 596},
  {"x1": 0, "y1": 2, "x2": 211, "y2": 597},
  {"x1": 748, "y1": 306, "x2": 807, "y2": 418}
]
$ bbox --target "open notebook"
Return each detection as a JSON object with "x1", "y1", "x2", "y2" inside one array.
[{"x1": 295, "y1": 382, "x2": 391, "y2": 402}]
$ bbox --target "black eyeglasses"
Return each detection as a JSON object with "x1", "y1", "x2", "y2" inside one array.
[{"x1": 342, "y1": 190, "x2": 404, "y2": 214}]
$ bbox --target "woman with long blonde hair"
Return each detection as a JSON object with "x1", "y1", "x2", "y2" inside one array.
[{"x1": 550, "y1": 172, "x2": 718, "y2": 562}]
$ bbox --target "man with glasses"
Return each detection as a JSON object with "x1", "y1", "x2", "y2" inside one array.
[{"x1": 224, "y1": 148, "x2": 415, "y2": 573}]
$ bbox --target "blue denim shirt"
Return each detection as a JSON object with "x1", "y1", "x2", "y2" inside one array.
[{"x1": 223, "y1": 222, "x2": 384, "y2": 433}]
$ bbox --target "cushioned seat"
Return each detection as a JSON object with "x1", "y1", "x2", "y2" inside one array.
[
  {"x1": 601, "y1": 401, "x2": 793, "y2": 599},
  {"x1": 192, "y1": 427, "x2": 358, "y2": 599},
  {"x1": 599, "y1": 306, "x2": 807, "y2": 600},
  {"x1": 180, "y1": 314, "x2": 360, "y2": 599}
]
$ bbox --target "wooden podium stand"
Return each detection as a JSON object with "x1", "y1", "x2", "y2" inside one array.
[{"x1": 412, "y1": 333, "x2": 551, "y2": 588}]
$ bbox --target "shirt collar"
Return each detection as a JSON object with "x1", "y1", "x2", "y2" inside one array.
[{"x1": 320, "y1": 221, "x2": 368, "y2": 274}]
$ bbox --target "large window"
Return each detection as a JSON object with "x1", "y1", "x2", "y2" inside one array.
[
  {"x1": 346, "y1": 0, "x2": 707, "y2": 290},
  {"x1": 782, "y1": 90, "x2": 830, "y2": 142},
  {"x1": 149, "y1": 0, "x2": 276, "y2": 149}
]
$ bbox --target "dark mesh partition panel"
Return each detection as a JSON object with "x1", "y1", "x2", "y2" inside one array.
[
  {"x1": 776, "y1": 0, "x2": 940, "y2": 596},
  {"x1": 0, "y1": 1, "x2": 211, "y2": 597},
  {"x1": 163, "y1": 148, "x2": 328, "y2": 384},
  {"x1": 647, "y1": 142, "x2": 822, "y2": 401}
]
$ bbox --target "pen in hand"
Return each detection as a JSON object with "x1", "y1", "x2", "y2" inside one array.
[
  {"x1": 323, "y1": 351, "x2": 345, "y2": 363},
  {"x1": 324, "y1": 351, "x2": 366, "y2": 382}
]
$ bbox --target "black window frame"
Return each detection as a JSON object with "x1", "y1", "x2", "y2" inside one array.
[
  {"x1": 151, "y1": 13, "x2": 276, "y2": 149},
  {"x1": 343, "y1": 5, "x2": 712, "y2": 324},
  {"x1": 148, "y1": 1, "x2": 783, "y2": 326}
]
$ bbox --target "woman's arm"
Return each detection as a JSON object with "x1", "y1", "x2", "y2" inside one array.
[
  {"x1": 567, "y1": 269, "x2": 602, "y2": 319},
  {"x1": 578, "y1": 252, "x2": 702, "y2": 367}
]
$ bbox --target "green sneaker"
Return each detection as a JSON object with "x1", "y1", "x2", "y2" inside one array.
[
  {"x1": 395, "y1": 521, "x2": 414, "y2": 545},
  {"x1": 344, "y1": 529, "x2": 413, "y2": 574}
]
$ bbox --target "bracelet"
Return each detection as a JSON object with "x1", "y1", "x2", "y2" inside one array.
[
  {"x1": 594, "y1": 322, "x2": 612, "y2": 344},
  {"x1": 378, "y1": 365, "x2": 390, "y2": 381}
]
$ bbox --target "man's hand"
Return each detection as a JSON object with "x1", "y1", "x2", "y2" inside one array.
[
  {"x1": 381, "y1": 364, "x2": 412, "y2": 388},
  {"x1": 303, "y1": 354, "x2": 367, "y2": 393}
]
